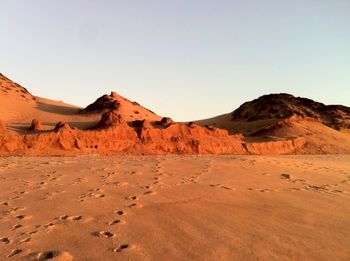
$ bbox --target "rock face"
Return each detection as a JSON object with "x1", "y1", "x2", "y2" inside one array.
[
  {"x1": 28, "y1": 119, "x2": 43, "y2": 131},
  {"x1": 231, "y1": 93, "x2": 350, "y2": 130},
  {"x1": 95, "y1": 110, "x2": 125, "y2": 129}
]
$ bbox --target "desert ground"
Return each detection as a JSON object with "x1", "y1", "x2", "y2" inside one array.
[{"x1": 0, "y1": 155, "x2": 349, "y2": 260}]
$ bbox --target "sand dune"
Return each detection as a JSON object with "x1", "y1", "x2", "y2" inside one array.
[
  {"x1": 0, "y1": 155, "x2": 349, "y2": 260},
  {"x1": 196, "y1": 93, "x2": 350, "y2": 154},
  {"x1": 0, "y1": 74, "x2": 311, "y2": 156}
]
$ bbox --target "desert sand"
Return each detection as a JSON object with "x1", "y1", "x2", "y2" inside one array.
[
  {"x1": 0, "y1": 155, "x2": 349, "y2": 260},
  {"x1": 1, "y1": 74, "x2": 350, "y2": 260}
]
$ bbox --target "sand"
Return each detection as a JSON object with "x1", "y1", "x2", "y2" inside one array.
[{"x1": 0, "y1": 155, "x2": 349, "y2": 260}]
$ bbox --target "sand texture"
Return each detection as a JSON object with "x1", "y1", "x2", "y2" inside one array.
[{"x1": 0, "y1": 155, "x2": 349, "y2": 260}]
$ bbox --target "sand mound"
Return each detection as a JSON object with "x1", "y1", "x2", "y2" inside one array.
[
  {"x1": 80, "y1": 91, "x2": 161, "y2": 122},
  {"x1": 196, "y1": 93, "x2": 350, "y2": 154},
  {"x1": 80, "y1": 93, "x2": 120, "y2": 114},
  {"x1": 231, "y1": 93, "x2": 350, "y2": 130}
]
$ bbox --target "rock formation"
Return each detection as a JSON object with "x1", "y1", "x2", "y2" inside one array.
[{"x1": 28, "y1": 119, "x2": 43, "y2": 131}]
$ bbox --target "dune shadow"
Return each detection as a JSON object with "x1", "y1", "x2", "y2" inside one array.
[
  {"x1": 36, "y1": 101, "x2": 81, "y2": 115},
  {"x1": 9, "y1": 121, "x2": 98, "y2": 133}
]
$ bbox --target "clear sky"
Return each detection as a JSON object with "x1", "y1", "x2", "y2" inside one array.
[{"x1": 0, "y1": 0, "x2": 349, "y2": 121}]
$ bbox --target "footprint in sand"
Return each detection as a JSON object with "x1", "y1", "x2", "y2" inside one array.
[
  {"x1": 108, "y1": 219, "x2": 126, "y2": 225},
  {"x1": 260, "y1": 189, "x2": 271, "y2": 193},
  {"x1": 9, "y1": 195, "x2": 20, "y2": 200},
  {"x1": 125, "y1": 195, "x2": 138, "y2": 201},
  {"x1": 91, "y1": 231, "x2": 115, "y2": 238},
  {"x1": 15, "y1": 214, "x2": 32, "y2": 220},
  {"x1": 11, "y1": 224, "x2": 22, "y2": 230},
  {"x1": 68, "y1": 215, "x2": 82, "y2": 221},
  {"x1": 0, "y1": 237, "x2": 10, "y2": 244},
  {"x1": 143, "y1": 191, "x2": 157, "y2": 195},
  {"x1": 114, "y1": 181, "x2": 129, "y2": 187},
  {"x1": 7, "y1": 249, "x2": 22, "y2": 258},
  {"x1": 19, "y1": 237, "x2": 31, "y2": 243},
  {"x1": 56, "y1": 215, "x2": 82, "y2": 222},
  {"x1": 128, "y1": 203, "x2": 143, "y2": 209},
  {"x1": 209, "y1": 184, "x2": 234, "y2": 190},
  {"x1": 113, "y1": 244, "x2": 129, "y2": 252},
  {"x1": 115, "y1": 210, "x2": 127, "y2": 216},
  {"x1": 280, "y1": 173, "x2": 291, "y2": 180},
  {"x1": 27, "y1": 251, "x2": 73, "y2": 261}
]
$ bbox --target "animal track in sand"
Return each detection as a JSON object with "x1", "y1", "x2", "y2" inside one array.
[{"x1": 91, "y1": 231, "x2": 115, "y2": 238}]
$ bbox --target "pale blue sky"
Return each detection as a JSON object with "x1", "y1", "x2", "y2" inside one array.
[{"x1": 0, "y1": 0, "x2": 349, "y2": 121}]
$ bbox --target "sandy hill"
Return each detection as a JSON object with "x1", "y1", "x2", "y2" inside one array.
[
  {"x1": 1, "y1": 74, "x2": 349, "y2": 155},
  {"x1": 196, "y1": 93, "x2": 350, "y2": 154},
  {"x1": 80, "y1": 91, "x2": 161, "y2": 122},
  {"x1": 0, "y1": 74, "x2": 160, "y2": 133},
  {"x1": 0, "y1": 74, "x2": 250, "y2": 155}
]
